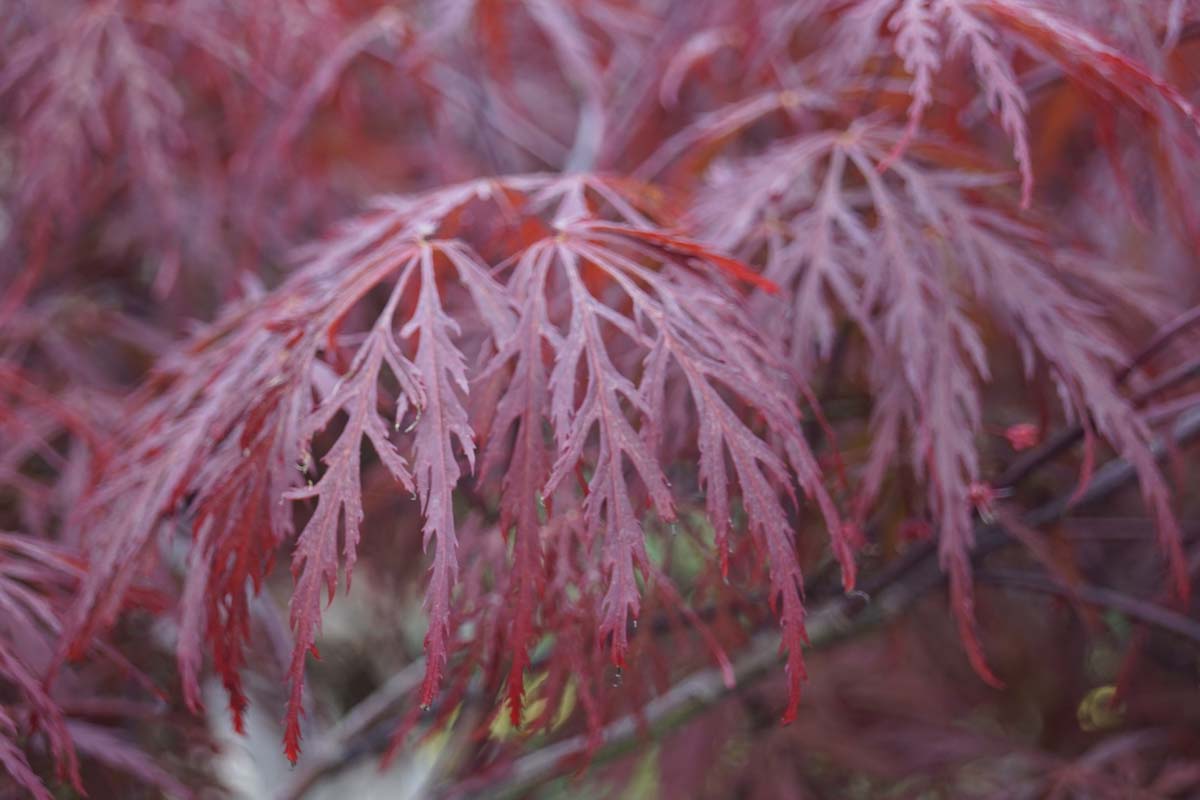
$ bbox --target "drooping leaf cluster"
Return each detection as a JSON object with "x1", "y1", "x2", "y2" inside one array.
[{"x1": 3, "y1": 0, "x2": 1200, "y2": 795}]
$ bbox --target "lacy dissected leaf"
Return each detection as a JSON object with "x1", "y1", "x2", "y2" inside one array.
[
  {"x1": 252, "y1": 235, "x2": 509, "y2": 760},
  {"x1": 476, "y1": 245, "x2": 553, "y2": 725},
  {"x1": 481, "y1": 189, "x2": 844, "y2": 720},
  {"x1": 0, "y1": 1, "x2": 186, "y2": 276},
  {"x1": 0, "y1": 635, "x2": 77, "y2": 797},
  {"x1": 821, "y1": 0, "x2": 1031, "y2": 201},
  {"x1": 691, "y1": 122, "x2": 1181, "y2": 678},
  {"x1": 59, "y1": 180, "x2": 513, "y2": 762},
  {"x1": 407, "y1": 244, "x2": 494, "y2": 709},
  {"x1": 75, "y1": 173, "x2": 836, "y2": 754},
  {"x1": 939, "y1": 201, "x2": 1188, "y2": 593},
  {"x1": 0, "y1": 363, "x2": 115, "y2": 539},
  {"x1": 693, "y1": 130, "x2": 876, "y2": 375},
  {"x1": 975, "y1": 0, "x2": 1200, "y2": 127},
  {"x1": 818, "y1": 0, "x2": 1200, "y2": 207},
  {"x1": 888, "y1": 0, "x2": 942, "y2": 159},
  {"x1": 932, "y1": 0, "x2": 1033, "y2": 201},
  {"x1": 0, "y1": 706, "x2": 52, "y2": 800},
  {"x1": 0, "y1": 533, "x2": 93, "y2": 797}
]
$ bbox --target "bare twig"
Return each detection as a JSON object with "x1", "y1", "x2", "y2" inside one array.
[
  {"x1": 277, "y1": 661, "x2": 425, "y2": 800},
  {"x1": 1116, "y1": 305, "x2": 1200, "y2": 384},
  {"x1": 977, "y1": 568, "x2": 1200, "y2": 645}
]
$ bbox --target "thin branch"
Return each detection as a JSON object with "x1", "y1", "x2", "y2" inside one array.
[
  {"x1": 977, "y1": 568, "x2": 1200, "y2": 645},
  {"x1": 1116, "y1": 304, "x2": 1200, "y2": 384},
  {"x1": 277, "y1": 660, "x2": 426, "y2": 800}
]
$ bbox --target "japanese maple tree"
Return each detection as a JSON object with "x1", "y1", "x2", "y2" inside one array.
[{"x1": 3, "y1": 1, "x2": 1200, "y2": 797}]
